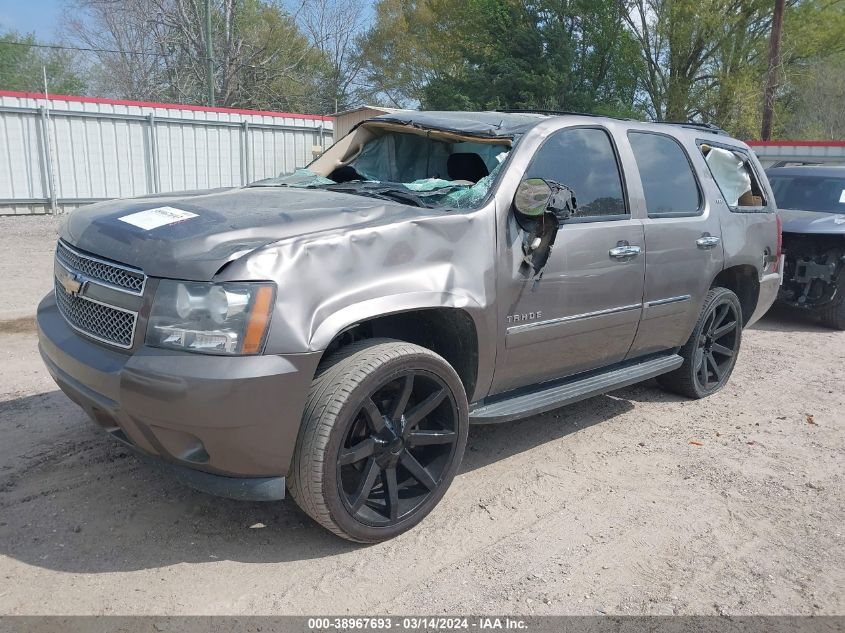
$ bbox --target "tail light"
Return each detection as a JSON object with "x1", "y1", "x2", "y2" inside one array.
[{"x1": 772, "y1": 213, "x2": 783, "y2": 276}]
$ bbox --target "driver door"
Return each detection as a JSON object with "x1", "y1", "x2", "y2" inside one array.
[{"x1": 490, "y1": 126, "x2": 646, "y2": 395}]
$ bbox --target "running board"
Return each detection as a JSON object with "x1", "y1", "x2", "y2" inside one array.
[{"x1": 469, "y1": 353, "x2": 683, "y2": 424}]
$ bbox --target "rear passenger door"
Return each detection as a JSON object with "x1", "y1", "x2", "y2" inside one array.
[
  {"x1": 491, "y1": 126, "x2": 646, "y2": 394},
  {"x1": 624, "y1": 131, "x2": 724, "y2": 357}
]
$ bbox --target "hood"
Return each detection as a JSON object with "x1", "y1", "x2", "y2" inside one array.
[
  {"x1": 778, "y1": 208, "x2": 845, "y2": 236},
  {"x1": 61, "y1": 186, "x2": 433, "y2": 280}
]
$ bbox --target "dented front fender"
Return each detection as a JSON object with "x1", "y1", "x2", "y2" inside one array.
[{"x1": 214, "y1": 202, "x2": 500, "y2": 363}]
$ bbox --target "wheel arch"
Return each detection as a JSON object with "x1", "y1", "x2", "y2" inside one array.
[
  {"x1": 312, "y1": 296, "x2": 491, "y2": 402},
  {"x1": 711, "y1": 265, "x2": 760, "y2": 326}
]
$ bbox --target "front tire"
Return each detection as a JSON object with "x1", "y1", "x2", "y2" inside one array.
[
  {"x1": 288, "y1": 339, "x2": 469, "y2": 543},
  {"x1": 658, "y1": 287, "x2": 743, "y2": 399}
]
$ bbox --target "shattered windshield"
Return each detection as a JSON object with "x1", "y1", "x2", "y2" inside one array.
[
  {"x1": 252, "y1": 129, "x2": 512, "y2": 210},
  {"x1": 769, "y1": 175, "x2": 845, "y2": 214}
]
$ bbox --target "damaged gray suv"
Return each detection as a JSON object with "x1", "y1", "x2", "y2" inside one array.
[{"x1": 37, "y1": 111, "x2": 781, "y2": 542}]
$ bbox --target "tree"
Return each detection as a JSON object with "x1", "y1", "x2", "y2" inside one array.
[
  {"x1": 0, "y1": 30, "x2": 87, "y2": 94},
  {"x1": 357, "y1": 0, "x2": 646, "y2": 114},
  {"x1": 63, "y1": 0, "x2": 169, "y2": 101},
  {"x1": 761, "y1": 0, "x2": 786, "y2": 139},
  {"x1": 419, "y1": 0, "x2": 556, "y2": 111},
  {"x1": 774, "y1": 0, "x2": 845, "y2": 137},
  {"x1": 355, "y1": 0, "x2": 437, "y2": 106},
  {"x1": 623, "y1": 0, "x2": 774, "y2": 123},
  {"x1": 299, "y1": 0, "x2": 370, "y2": 112},
  {"x1": 780, "y1": 53, "x2": 845, "y2": 139},
  {"x1": 621, "y1": 0, "x2": 845, "y2": 137},
  {"x1": 63, "y1": 0, "x2": 329, "y2": 111}
]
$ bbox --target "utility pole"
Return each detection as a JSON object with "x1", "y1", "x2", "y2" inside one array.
[
  {"x1": 205, "y1": 0, "x2": 215, "y2": 107},
  {"x1": 761, "y1": 0, "x2": 785, "y2": 140},
  {"x1": 42, "y1": 66, "x2": 59, "y2": 215}
]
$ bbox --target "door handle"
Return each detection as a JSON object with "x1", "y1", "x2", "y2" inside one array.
[
  {"x1": 696, "y1": 235, "x2": 721, "y2": 250},
  {"x1": 609, "y1": 242, "x2": 642, "y2": 261}
]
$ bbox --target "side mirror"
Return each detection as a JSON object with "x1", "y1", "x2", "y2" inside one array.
[
  {"x1": 514, "y1": 178, "x2": 576, "y2": 222},
  {"x1": 514, "y1": 178, "x2": 553, "y2": 217}
]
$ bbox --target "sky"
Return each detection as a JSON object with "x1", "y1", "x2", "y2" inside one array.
[
  {"x1": 0, "y1": 0, "x2": 64, "y2": 40},
  {"x1": 0, "y1": 0, "x2": 354, "y2": 42}
]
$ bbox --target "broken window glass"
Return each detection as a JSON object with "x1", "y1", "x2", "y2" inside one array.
[
  {"x1": 700, "y1": 145, "x2": 767, "y2": 208},
  {"x1": 254, "y1": 128, "x2": 511, "y2": 210}
]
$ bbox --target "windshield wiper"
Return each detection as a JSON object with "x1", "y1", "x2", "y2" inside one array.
[
  {"x1": 308, "y1": 183, "x2": 428, "y2": 208},
  {"x1": 368, "y1": 187, "x2": 430, "y2": 207}
]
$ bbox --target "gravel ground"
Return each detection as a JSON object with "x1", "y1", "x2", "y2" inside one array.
[
  {"x1": 0, "y1": 217, "x2": 61, "y2": 323},
  {"x1": 0, "y1": 216, "x2": 842, "y2": 616}
]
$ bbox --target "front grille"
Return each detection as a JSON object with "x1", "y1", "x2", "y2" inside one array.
[
  {"x1": 54, "y1": 278, "x2": 137, "y2": 348},
  {"x1": 56, "y1": 240, "x2": 145, "y2": 294}
]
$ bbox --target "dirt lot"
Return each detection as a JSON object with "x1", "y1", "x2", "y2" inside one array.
[
  {"x1": 0, "y1": 216, "x2": 842, "y2": 616},
  {"x1": 0, "y1": 217, "x2": 61, "y2": 324}
]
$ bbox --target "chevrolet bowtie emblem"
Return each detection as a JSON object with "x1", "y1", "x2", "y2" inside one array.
[{"x1": 58, "y1": 268, "x2": 85, "y2": 296}]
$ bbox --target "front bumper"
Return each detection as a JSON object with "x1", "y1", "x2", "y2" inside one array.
[{"x1": 37, "y1": 293, "x2": 322, "y2": 498}]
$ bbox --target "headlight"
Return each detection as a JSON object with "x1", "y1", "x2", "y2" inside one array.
[{"x1": 147, "y1": 280, "x2": 275, "y2": 355}]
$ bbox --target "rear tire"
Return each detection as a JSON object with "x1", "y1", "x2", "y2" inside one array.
[
  {"x1": 817, "y1": 287, "x2": 845, "y2": 330},
  {"x1": 288, "y1": 339, "x2": 468, "y2": 543},
  {"x1": 658, "y1": 287, "x2": 743, "y2": 399}
]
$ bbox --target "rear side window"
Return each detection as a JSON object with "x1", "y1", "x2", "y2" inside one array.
[
  {"x1": 628, "y1": 132, "x2": 701, "y2": 217},
  {"x1": 699, "y1": 143, "x2": 768, "y2": 210},
  {"x1": 525, "y1": 127, "x2": 626, "y2": 219}
]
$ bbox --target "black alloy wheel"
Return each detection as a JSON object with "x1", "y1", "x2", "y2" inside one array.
[
  {"x1": 693, "y1": 298, "x2": 741, "y2": 392},
  {"x1": 288, "y1": 339, "x2": 469, "y2": 542},
  {"x1": 658, "y1": 287, "x2": 743, "y2": 399},
  {"x1": 336, "y1": 370, "x2": 459, "y2": 526}
]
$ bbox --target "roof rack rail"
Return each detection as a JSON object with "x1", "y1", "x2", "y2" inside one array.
[
  {"x1": 661, "y1": 121, "x2": 729, "y2": 135},
  {"x1": 496, "y1": 110, "x2": 730, "y2": 135},
  {"x1": 496, "y1": 108, "x2": 631, "y2": 120}
]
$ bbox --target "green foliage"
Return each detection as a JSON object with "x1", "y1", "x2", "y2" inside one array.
[
  {"x1": 4, "y1": 0, "x2": 843, "y2": 137},
  {"x1": 625, "y1": 0, "x2": 773, "y2": 127},
  {"x1": 359, "y1": 0, "x2": 646, "y2": 115},
  {"x1": 225, "y1": 0, "x2": 328, "y2": 112},
  {"x1": 781, "y1": 53, "x2": 845, "y2": 139},
  {"x1": 782, "y1": 0, "x2": 845, "y2": 64},
  {"x1": 775, "y1": 1, "x2": 845, "y2": 138},
  {"x1": 359, "y1": 0, "x2": 845, "y2": 138},
  {"x1": 0, "y1": 31, "x2": 86, "y2": 94},
  {"x1": 355, "y1": 0, "x2": 438, "y2": 106}
]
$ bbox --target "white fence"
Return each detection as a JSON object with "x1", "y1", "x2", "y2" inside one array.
[
  {"x1": 0, "y1": 91, "x2": 334, "y2": 215},
  {"x1": 749, "y1": 141, "x2": 845, "y2": 167}
]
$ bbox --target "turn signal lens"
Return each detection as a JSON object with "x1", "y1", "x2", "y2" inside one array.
[{"x1": 242, "y1": 285, "x2": 274, "y2": 354}]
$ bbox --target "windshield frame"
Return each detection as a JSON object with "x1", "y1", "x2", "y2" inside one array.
[{"x1": 251, "y1": 121, "x2": 520, "y2": 211}]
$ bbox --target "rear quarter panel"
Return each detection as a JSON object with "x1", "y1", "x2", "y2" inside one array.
[
  {"x1": 718, "y1": 149, "x2": 778, "y2": 265},
  {"x1": 715, "y1": 148, "x2": 780, "y2": 321}
]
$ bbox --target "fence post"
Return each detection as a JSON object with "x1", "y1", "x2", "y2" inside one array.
[
  {"x1": 240, "y1": 121, "x2": 250, "y2": 185},
  {"x1": 146, "y1": 114, "x2": 160, "y2": 194},
  {"x1": 39, "y1": 106, "x2": 59, "y2": 215}
]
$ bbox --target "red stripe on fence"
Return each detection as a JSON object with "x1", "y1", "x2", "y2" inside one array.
[
  {"x1": 0, "y1": 90, "x2": 334, "y2": 122},
  {"x1": 747, "y1": 140, "x2": 845, "y2": 147}
]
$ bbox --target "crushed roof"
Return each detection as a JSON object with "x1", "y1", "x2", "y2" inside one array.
[{"x1": 366, "y1": 110, "x2": 550, "y2": 138}]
